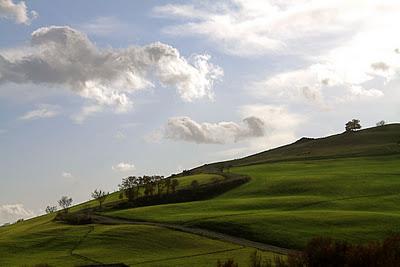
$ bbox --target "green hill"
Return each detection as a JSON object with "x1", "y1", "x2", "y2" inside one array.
[
  {"x1": 107, "y1": 124, "x2": 400, "y2": 249},
  {"x1": 194, "y1": 124, "x2": 400, "y2": 171},
  {"x1": 2, "y1": 124, "x2": 400, "y2": 266}
]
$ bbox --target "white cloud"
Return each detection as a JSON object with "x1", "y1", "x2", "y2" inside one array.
[
  {"x1": 154, "y1": 1, "x2": 394, "y2": 57},
  {"x1": 253, "y1": 60, "x2": 386, "y2": 108},
  {"x1": 216, "y1": 104, "x2": 306, "y2": 158},
  {"x1": 239, "y1": 104, "x2": 304, "y2": 130},
  {"x1": 112, "y1": 162, "x2": 135, "y2": 172},
  {"x1": 0, "y1": 26, "x2": 223, "y2": 117},
  {"x1": 0, "y1": 203, "x2": 34, "y2": 224},
  {"x1": 164, "y1": 115, "x2": 265, "y2": 144},
  {"x1": 19, "y1": 104, "x2": 60, "y2": 120},
  {"x1": 61, "y1": 172, "x2": 73, "y2": 178},
  {"x1": 0, "y1": 0, "x2": 37, "y2": 24},
  {"x1": 0, "y1": 129, "x2": 6, "y2": 135}
]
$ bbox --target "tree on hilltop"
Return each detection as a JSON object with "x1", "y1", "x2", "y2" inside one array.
[
  {"x1": 345, "y1": 119, "x2": 361, "y2": 132},
  {"x1": 376, "y1": 120, "x2": 386, "y2": 127}
]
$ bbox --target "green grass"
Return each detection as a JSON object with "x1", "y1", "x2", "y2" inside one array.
[
  {"x1": 174, "y1": 173, "x2": 223, "y2": 187},
  {"x1": 107, "y1": 154, "x2": 400, "y2": 249},
  {"x1": 0, "y1": 214, "x2": 279, "y2": 266},
  {"x1": 2, "y1": 124, "x2": 400, "y2": 265},
  {"x1": 194, "y1": 124, "x2": 400, "y2": 171}
]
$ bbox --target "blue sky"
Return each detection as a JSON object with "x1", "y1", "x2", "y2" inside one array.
[{"x1": 0, "y1": 0, "x2": 399, "y2": 224}]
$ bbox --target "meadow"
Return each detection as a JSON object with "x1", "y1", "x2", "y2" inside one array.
[
  {"x1": 2, "y1": 124, "x2": 400, "y2": 265},
  {"x1": 107, "y1": 154, "x2": 400, "y2": 248},
  {"x1": 0, "y1": 213, "x2": 279, "y2": 266}
]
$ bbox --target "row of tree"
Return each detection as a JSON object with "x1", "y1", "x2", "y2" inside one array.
[
  {"x1": 118, "y1": 175, "x2": 179, "y2": 202},
  {"x1": 44, "y1": 176, "x2": 181, "y2": 214}
]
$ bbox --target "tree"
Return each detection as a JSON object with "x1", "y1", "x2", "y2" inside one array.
[
  {"x1": 190, "y1": 180, "x2": 200, "y2": 190},
  {"x1": 91, "y1": 189, "x2": 108, "y2": 209},
  {"x1": 345, "y1": 119, "x2": 361, "y2": 132},
  {"x1": 58, "y1": 196, "x2": 73, "y2": 213},
  {"x1": 376, "y1": 120, "x2": 386, "y2": 127},
  {"x1": 119, "y1": 176, "x2": 138, "y2": 202},
  {"x1": 143, "y1": 176, "x2": 155, "y2": 197},
  {"x1": 171, "y1": 179, "x2": 179, "y2": 193},
  {"x1": 164, "y1": 178, "x2": 171, "y2": 194},
  {"x1": 155, "y1": 175, "x2": 165, "y2": 196},
  {"x1": 45, "y1": 205, "x2": 57, "y2": 214}
]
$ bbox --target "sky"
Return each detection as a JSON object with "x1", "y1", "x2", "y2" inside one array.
[{"x1": 0, "y1": 0, "x2": 399, "y2": 224}]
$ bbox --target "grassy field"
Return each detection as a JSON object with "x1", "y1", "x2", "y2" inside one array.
[
  {"x1": 2, "y1": 124, "x2": 400, "y2": 265},
  {"x1": 194, "y1": 124, "x2": 400, "y2": 171},
  {"x1": 0, "y1": 213, "x2": 279, "y2": 266},
  {"x1": 107, "y1": 154, "x2": 400, "y2": 249}
]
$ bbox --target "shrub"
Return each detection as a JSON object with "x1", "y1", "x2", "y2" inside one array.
[
  {"x1": 54, "y1": 212, "x2": 92, "y2": 225},
  {"x1": 287, "y1": 234, "x2": 400, "y2": 267}
]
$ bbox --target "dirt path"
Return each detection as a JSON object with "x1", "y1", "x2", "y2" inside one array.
[{"x1": 91, "y1": 214, "x2": 295, "y2": 255}]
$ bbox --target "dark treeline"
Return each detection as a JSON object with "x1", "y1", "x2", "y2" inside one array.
[
  {"x1": 118, "y1": 175, "x2": 179, "y2": 202},
  {"x1": 116, "y1": 173, "x2": 250, "y2": 209}
]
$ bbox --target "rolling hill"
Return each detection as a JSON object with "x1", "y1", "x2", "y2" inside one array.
[
  {"x1": 1, "y1": 124, "x2": 400, "y2": 266},
  {"x1": 107, "y1": 124, "x2": 400, "y2": 248},
  {"x1": 194, "y1": 124, "x2": 400, "y2": 171}
]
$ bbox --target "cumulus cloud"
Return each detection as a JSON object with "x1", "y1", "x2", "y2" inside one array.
[
  {"x1": 164, "y1": 115, "x2": 265, "y2": 144},
  {"x1": 0, "y1": 26, "x2": 223, "y2": 115},
  {"x1": 0, "y1": 0, "x2": 37, "y2": 24},
  {"x1": 214, "y1": 104, "x2": 305, "y2": 159},
  {"x1": 19, "y1": 104, "x2": 60, "y2": 120},
  {"x1": 0, "y1": 203, "x2": 34, "y2": 224},
  {"x1": 239, "y1": 104, "x2": 304, "y2": 131},
  {"x1": 154, "y1": 1, "x2": 392, "y2": 57},
  {"x1": 112, "y1": 162, "x2": 135, "y2": 172}
]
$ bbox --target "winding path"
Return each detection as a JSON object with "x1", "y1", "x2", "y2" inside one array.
[{"x1": 91, "y1": 214, "x2": 296, "y2": 255}]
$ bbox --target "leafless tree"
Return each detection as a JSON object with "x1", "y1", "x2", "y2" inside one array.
[{"x1": 58, "y1": 196, "x2": 73, "y2": 213}]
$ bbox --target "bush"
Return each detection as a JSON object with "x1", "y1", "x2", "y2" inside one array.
[
  {"x1": 54, "y1": 212, "x2": 92, "y2": 225},
  {"x1": 287, "y1": 234, "x2": 400, "y2": 267}
]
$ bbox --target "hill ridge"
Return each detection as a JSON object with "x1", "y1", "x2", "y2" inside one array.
[{"x1": 193, "y1": 123, "x2": 400, "y2": 172}]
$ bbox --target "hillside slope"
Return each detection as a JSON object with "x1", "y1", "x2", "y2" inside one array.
[
  {"x1": 194, "y1": 124, "x2": 400, "y2": 171},
  {"x1": 108, "y1": 124, "x2": 400, "y2": 249}
]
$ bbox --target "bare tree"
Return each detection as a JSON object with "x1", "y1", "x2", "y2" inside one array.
[
  {"x1": 376, "y1": 120, "x2": 386, "y2": 127},
  {"x1": 45, "y1": 205, "x2": 57, "y2": 214},
  {"x1": 91, "y1": 189, "x2": 109, "y2": 209},
  {"x1": 58, "y1": 196, "x2": 73, "y2": 213},
  {"x1": 345, "y1": 119, "x2": 361, "y2": 132}
]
